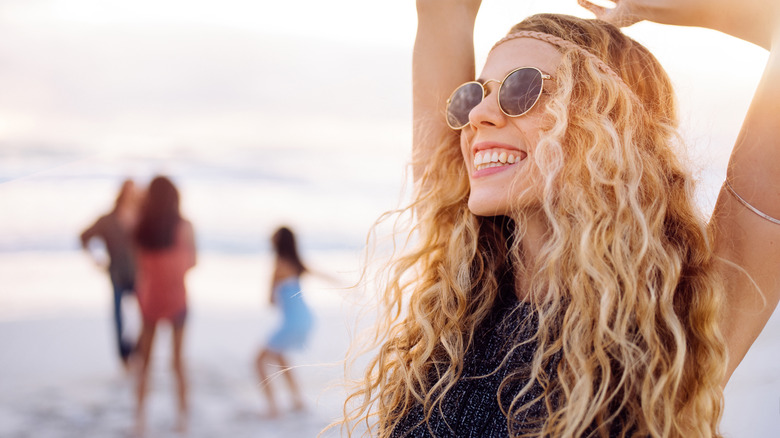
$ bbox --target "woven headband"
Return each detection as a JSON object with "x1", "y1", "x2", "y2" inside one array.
[{"x1": 491, "y1": 30, "x2": 631, "y2": 91}]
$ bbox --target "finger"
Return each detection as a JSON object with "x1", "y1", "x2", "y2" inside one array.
[
  {"x1": 577, "y1": 0, "x2": 610, "y2": 18},
  {"x1": 578, "y1": 0, "x2": 641, "y2": 27}
]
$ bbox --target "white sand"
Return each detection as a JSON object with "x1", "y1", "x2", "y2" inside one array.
[
  {"x1": 0, "y1": 251, "x2": 778, "y2": 437},
  {"x1": 0, "y1": 310, "x2": 355, "y2": 438},
  {"x1": 0, "y1": 251, "x2": 363, "y2": 438}
]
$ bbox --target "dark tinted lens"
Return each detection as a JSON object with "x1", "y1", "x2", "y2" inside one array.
[
  {"x1": 498, "y1": 68, "x2": 543, "y2": 116},
  {"x1": 446, "y1": 82, "x2": 483, "y2": 129}
]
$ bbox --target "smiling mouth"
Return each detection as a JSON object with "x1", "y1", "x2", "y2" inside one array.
[{"x1": 473, "y1": 149, "x2": 527, "y2": 171}]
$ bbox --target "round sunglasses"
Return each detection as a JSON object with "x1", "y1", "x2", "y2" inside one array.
[{"x1": 445, "y1": 67, "x2": 553, "y2": 130}]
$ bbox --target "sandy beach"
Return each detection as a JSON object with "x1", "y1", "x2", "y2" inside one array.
[
  {"x1": 0, "y1": 250, "x2": 364, "y2": 438},
  {"x1": 0, "y1": 307, "x2": 356, "y2": 438},
  {"x1": 0, "y1": 251, "x2": 778, "y2": 437},
  {"x1": 0, "y1": 312, "x2": 360, "y2": 438}
]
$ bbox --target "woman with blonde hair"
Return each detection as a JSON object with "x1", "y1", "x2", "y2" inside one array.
[{"x1": 343, "y1": 0, "x2": 780, "y2": 436}]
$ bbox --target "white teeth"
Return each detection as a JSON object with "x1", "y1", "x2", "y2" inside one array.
[{"x1": 473, "y1": 149, "x2": 525, "y2": 171}]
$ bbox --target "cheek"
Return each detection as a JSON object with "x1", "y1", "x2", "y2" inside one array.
[
  {"x1": 509, "y1": 114, "x2": 545, "y2": 143},
  {"x1": 460, "y1": 131, "x2": 473, "y2": 167}
]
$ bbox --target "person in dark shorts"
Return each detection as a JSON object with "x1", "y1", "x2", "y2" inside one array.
[{"x1": 81, "y1": 178, "x2": 140, "y2": 368}]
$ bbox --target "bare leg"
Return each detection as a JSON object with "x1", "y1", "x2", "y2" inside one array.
[
  {"x1": 275, "y1": 354, "x2": 305, "y2": 411},
  {"x1": 254, "y1": 348, "x2": 280, "y2": 417},
  {"x1": 171, "y1": 323, "x2": 188, "y2": 433},
  {"x1": 134, "y1": 321, "x2": 157, "y2": 436}
]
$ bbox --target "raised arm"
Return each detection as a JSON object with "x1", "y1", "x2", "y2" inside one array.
[
  {"x1": 80, "y1": 218, "x2": 101, "y2": 250},
  {"x1": 580, "y1": 0, "x2": 780, "y2": 383},
  {"x1": 712, "y1": 8, "x2": 780, "y2": 383},
  {"x1": 412, "y1": 0, "x2": 481, "y2": 180},
  {"x1": 79, "y1": 217, "x2": 108, "y2": 268}
]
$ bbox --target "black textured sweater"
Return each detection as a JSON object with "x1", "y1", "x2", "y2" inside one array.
[{"x1": 390, "y1": 293, "x2": 553, "y2": 438}]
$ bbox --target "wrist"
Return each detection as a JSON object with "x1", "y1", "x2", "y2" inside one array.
[{"x1": 416, "y1": 0, "x2": 481, "y2": 22}]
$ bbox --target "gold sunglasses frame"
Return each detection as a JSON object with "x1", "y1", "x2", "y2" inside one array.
[{"x1": 445, "y1": 66, "x2": 553, "y2": 130}]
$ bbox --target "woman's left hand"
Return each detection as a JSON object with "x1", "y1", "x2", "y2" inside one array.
[
  {"x1": 578, "y1": 0, "x2": 780, "y2": 48},
  {"x1": 576, "y1": 0, "x2": 710, "y2": 29},
  {"x1": 577, "y1": 0, "x2": 646, "y2": 27}
]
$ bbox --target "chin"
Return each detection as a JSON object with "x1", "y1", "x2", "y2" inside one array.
[
  {"x1": 468, "y1": 191, "x2": 544, "y2": 220},
  {"x1": 467, "y1": 196, "x2": 510, "y2": 217}
]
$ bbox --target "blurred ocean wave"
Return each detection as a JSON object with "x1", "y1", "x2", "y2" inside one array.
[{"x1": 0, "y1": 141, "x2": 408, "y2": 254}]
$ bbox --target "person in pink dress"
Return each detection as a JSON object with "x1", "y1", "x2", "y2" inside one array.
[{"x1": 132, "y1": 176, "x2": 196, "y2": 434}]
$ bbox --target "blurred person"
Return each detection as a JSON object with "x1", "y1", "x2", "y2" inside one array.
[
  {"x1": 133, "y1": 176, "x2": 196, "y2": 434},
  {"x1": 255, "y1": 226, "x2": 314, "y2": 418},
  {"x1": 80, "y1": 178, "x2": 140, "y2": 369},
  {"x1": 341, "y1": 0, "x2": 780, "y2": 437}
]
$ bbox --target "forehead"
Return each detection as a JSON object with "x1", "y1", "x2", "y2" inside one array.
[{"x1": 480, "y1": 38, "x2": 562, "y2": 80}]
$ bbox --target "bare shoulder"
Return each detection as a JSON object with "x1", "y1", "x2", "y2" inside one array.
[{"x1": 273, "y1": 258, "x2": 299, "y2": 283}]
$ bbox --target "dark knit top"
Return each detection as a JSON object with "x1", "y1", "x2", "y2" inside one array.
[
  {"x1": 390, "y1": 291, "x2": 555, "y2": 438},
  {"x1": 389, "y1": 289, "x2": 638, "y2": 438}
]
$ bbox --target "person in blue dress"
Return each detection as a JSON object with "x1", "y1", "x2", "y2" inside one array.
[{"x1": 255, "y1": 226, "x2": 313, "y2": 417}]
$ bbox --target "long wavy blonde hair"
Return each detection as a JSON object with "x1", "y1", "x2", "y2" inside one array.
[{"x1": 342, "y1": 14, "x2": 726, "y2": 438}]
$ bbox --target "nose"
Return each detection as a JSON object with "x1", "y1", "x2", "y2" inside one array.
[{"x1": 468, "y1": 80, "x2": 507, "y2": 129}]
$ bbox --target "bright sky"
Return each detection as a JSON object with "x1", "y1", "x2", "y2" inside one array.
[
  {"x1": 0, "y1": 0, "x2": 418, "y2": 159},
  {"x1": 0, "y1": 0, "x2": 769, "y2": 209},
  {"x1": 0, "y1": 0, "x2": 767, "y2": 145}
]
